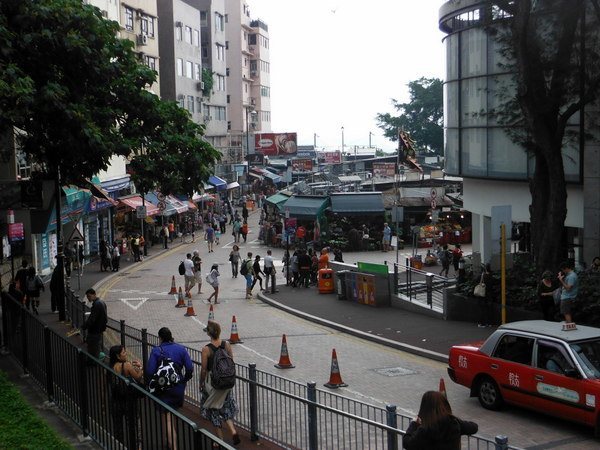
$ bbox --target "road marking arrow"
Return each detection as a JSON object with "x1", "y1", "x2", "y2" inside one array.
[{"x1": 120, "y1": 297, "x2": 149, "y2": 310}]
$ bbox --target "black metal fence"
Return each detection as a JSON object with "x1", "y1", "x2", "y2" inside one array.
[
  {"x1": 1, "y1": 285, "x2": 521, "y2": 450},
  {"x1": 394, "y1": 261, "x2": 454, "y2": 311}
]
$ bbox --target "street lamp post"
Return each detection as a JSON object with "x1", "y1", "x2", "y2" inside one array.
[
  {"x1": 341, "y1": 126, "x2": 345, "y2": 153},
  {"x1": 245, "y1": 107, "x2": 257, "y2": 193},
  {"x1": 313, "y1": 133, "x2": 318, "y2": 148},
  {"x1": 369, "y1": 131, "x2": 372, "y2": 148}
]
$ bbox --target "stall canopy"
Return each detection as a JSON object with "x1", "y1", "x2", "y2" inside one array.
[
  {"x1": 265, "y1": 192, "x2": 292, "y2": 211},
  {"x1": 329, "y1": 192, "x2": 384, "y2": 215},
  {"x1": 283, "y1": 195, "x2": 329, "y2": 219},
  {"x1": 338, "y1": 175, "x2": 362, "y2": 183},
  {"x1": 208, "y1": 175, "x2": 227, "y2": 191},
  {"x1": 263, "y1": 171, "x2": 282, "y2": 184},
  {"x1": 117, "y1": 194, "x2": 160, "y2": 216},
  {"x1": 100, "y1": 175, "x2": 130, "y2": 194},
  {"x1": 226, "y1": 181, "x2": 240, "y2": 190},
  {"x1": 145, "y1": 193, "x2": 188, "y2": 216}
]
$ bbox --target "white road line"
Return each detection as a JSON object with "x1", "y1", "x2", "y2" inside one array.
[
  {"x1": 119, "y1": 297, "x2": 150, "y2": 310},
  {"x1": 342, "y1": 388, "x2": 416, "y2": 416}
]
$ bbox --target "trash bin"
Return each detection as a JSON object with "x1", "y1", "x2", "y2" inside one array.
[
  {"x1": 410, "y1": 255, "x2": 423, "y2": 270},
  {"x1": 318, "y1": 268, "x2": 335, "y2": 294},
  {"x1": 335, "y1": 270, "x2": 349, "y2": 300}
]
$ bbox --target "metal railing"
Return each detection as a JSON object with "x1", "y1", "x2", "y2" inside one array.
[
  {"x1": 1, "y1": 286, "x2": 521, "y2": 450},
  {"x1": 0, "y1": 291, "x2": 234, "y2": 450},
  {"x1": 394, "y1": 261, "x2": 455, "y2": 312}
]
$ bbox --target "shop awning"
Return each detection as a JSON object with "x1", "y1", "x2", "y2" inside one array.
[
  {"x1": 266, "y1": 192, "x2": 291, "y2": 211},
  {"x1": 117, "y1": 195, "x2": 160, "y2": 216},
  {"x1": 330, "y1": 193, "x2": 384, "y2": 215},
  {"x1": 100, "y1": 175, "x2": 130, "y2": 193},
  {"x1": 166, "y1": 195, "x2": 188, "y2": 214},
  {"x1": 144, "y1": 193, "x2": 188, "y2": 216},
  {"x1": 226, "y1": 181, "x2": 240, "y2": 190},
  {"x1": 263, "y1": 171, "x2": 282, "y2": 184},
  {"x1": 248, "y1": 171, "x2": 264, "y2": 180},
  {"x1": 208, "y1": 175, "x2": 227, "y2": 190},
  {"x1": 338, "y1": 175, "x2": 362, "y2": 183},
  {"x1": 283, "y1": 196, "x2": 329, "y2": 219}
]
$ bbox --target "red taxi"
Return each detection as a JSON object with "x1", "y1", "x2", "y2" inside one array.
[{"x1": 448, "y1": 320, "x2": 600, "y2": 433}]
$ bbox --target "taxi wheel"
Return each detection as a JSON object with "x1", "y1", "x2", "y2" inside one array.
[{"x1": 477, "y1": 376, "x2": 503, "y2": 410}]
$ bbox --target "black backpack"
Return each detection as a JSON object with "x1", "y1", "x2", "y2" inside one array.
[
  {"x1": 178, "y1": 261, "x2": 185, "y2": 276},
  {"x1": 147, "y1": 347, "x2": 182, "y2": 394},
  {"x1": 239, "y1": 260, "x2": 249, "y2": 276},
  {"x1": 210, "y1": 342, "x2": 236, "y2": 390}
]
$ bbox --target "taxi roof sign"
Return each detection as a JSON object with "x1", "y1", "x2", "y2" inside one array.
[{"x1": 562, "y1": 323, "x2": 577, "y2": 331}]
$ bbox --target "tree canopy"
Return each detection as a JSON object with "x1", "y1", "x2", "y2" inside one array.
[
  {"x1": 489, "y1": 0, "x2": 600, "y2": 271},
  {"x1": 0, "y1": 0, "x2": 219, "y2": 194},
  {"x1": 376, "y1": 77, "x2": 443, "y2": 155}
]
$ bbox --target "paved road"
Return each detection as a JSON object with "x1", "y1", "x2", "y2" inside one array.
[{"x1": 87, "y1": 211, "x2": 599, "y2": 450}]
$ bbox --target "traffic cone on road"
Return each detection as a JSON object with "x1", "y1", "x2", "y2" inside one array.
[
  {"x1": 175, "y1": 287, "x2": 186, "y2": 308},
  {"x1": 228, "y1": 316, "x2": 244, "y2": 344},
  {"x1": 324, "y1": 349, "x2": 348, "y2": 389},
  {"x1": 168, "y1": 276, "x2": 177, "y2": 295},
  {"x1": 274, "y1": 334, "x2": 295, "y2": 369},
  {"x1": 439, "y1": 377, "x2": 447, "y2": 398},
  {"x1": 208, "y1": 304, "x2": 215, "y2": 322},
  {"x1": 184, "y1": 297, "x2": 197, "y2": 317}
]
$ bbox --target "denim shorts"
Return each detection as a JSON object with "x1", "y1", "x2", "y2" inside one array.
[{"x1": 245, "y1": 274, "x2": 253, "y2": 288}]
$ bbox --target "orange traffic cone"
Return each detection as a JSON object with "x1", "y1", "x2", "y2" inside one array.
[
  {"x1": 184, "y1": 297, "x2": 196, "y2": 317},
  {"x1": 324, "y1": 349, "x2": 347, "y2": 389},
  {"x1": 208, "y1": 304, "x2": 215, "y2": 322},
  {"x1": 274, "y1": 334, "x2": 295, "y2": 369},
  {"x1": 439, "y1": 377, "x2": 447, "y2": 398},
  {"x1": 168, "y1": 276, "x2": 177, "y2": 295},
  {"x1": 175, "y1": 287, "x2": 186, "y2": 308},
  {"x1": 228, "y1": 316, "x2": 244, "y2": 344}
]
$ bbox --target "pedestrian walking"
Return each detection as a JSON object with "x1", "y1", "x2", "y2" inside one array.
[
  {"x1": 15, "y1": 259, "x2": 29, "y2": 297},
  {"x1": 318, "y1": 248, "x2": 330, "y2": 270},
  {"x1": 232, "y1": 218, "x2": 241, "y2": 243},
  {"x1": 205, "y1": 224, "x2": 215, "y2": 253},
  {"x1": 161, "y1": 225, "x2": 169, "y2": 249},
  {"x1": 361, "y1": 225, "x2": 370, "y2": 251},
  {"x1": 49, "y1": 258, "x2": 62, "y2": 313},
  {"x1": 403, "y1": 390, "x2": 478, "y2": 450},
  {"x1": 193, "y1": 251, "x2": 203, "y2": 294},
  {"x1": 558, "y1": 260, "x2": 578, "y2": 324},
  {"x1": 206, "y1": 264, "x2": 220, "y2": 304},
  {"x1": 183, "y1": 253, "x2": 196, "y2": 297},
  {"x1": 242, "y1": 204, "x2": 248, "y2": 222},
  {"x1": 298, "y1": 250, "x2": 312, "y2": 288},
  {"x1": 438, "y1": 245, "x2": 451, "y2": 278},
  {"x1": 24, "y1": 266, "x2": 44, "y2": 314},
  {"x1": 145, "y1": 327, "x2": 193, "y2": 450},
  {"x1": 63, "y1": 245, "x2": 73, "y2": 277},
  {"x1": 241, "y1": 221, "x2": 248, "y2": 243},
  {"x1": 168, "y1": 221, "x2": 175, "y2": 243},
  {"x1": 100, "y1": 240, "x2": 111, "y2": 271},
  {"x1": 477, "y1": 264, "x2": 494, "y2": 328},
  {"x1": 382, "y1": 223, "x2": 392, "y2": 252},
  {"x1": 82, "y1": 288, "x2": 108, "y2": 359},
  {"x1": 242, "y1": 252, "x2": 254, "y2": 299},
  {"x1": 229, "y1": 245, "x2": 240, "y2": 278},
  {"x1": 452, "y1": 244, "x2": 463, "y2": 274},
  {"x1": 290, "y1": 251, "x2": 299, "y2": 287},
  {"x1": 251, "y1": 255, "x2": 264, "y2": 292},
  {"x1": 263, "y1": 249, "x2": 275, "y2": 293},
  {"x1": 111, "y1": 241, "x2": 121, "y2": 271},
  {"x1": 200, "y1": 321, "x2": 240, "y2": 446}
]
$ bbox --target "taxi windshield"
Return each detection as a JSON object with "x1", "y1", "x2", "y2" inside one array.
[{"x1": 571, "y1": 340, "x2": 600, "y2": 379}]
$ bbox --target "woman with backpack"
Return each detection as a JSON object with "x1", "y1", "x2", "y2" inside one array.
[
  {"x1": 200, "y1": 321, "x2": 240, "y2": 446},
  {"x1": 25, "y1": 266, "x2": 44, "y2": 314},
  {"x1": 206, "y1": 264, "x2": 220, "y2": 304}
]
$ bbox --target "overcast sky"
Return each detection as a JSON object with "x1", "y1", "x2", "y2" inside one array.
[{"x1": 250, "y1": 0, "x2": 446, "y2": 152}]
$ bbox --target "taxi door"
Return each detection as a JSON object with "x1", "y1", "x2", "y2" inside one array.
[
  {"x1": 490, "y1": 334, "x2": 536, "y2": 407},
  {"x1": 532, "y1": 340, "x2": 587, "y2": 423}
]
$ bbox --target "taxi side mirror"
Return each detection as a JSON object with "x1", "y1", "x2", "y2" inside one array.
[{"x1": 564, "y1": 368, "x2": 582, "y2": 379}]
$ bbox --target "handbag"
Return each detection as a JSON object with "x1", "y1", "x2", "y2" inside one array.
[{"x1": 473, "y1": 273, "x2": 486, "y2": 298}]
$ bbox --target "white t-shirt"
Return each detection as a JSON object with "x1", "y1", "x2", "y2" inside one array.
[
  {"x1": 184, "y1": 258, "x2": 195, "y2": 277},
  {"x1": 264, "y1": 255, "x2": 274, "y2": 269}
]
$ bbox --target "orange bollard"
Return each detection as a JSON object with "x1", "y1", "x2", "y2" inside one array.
[
  {"x1": 324, "y1": 349, "x2": 348, "y2": 389},
  {"x1": 228, "y1": 316, "x2": 244, "y2": 344},
  {"x1": 274, "y1": 334, "x2": 295, "y2": 369},
  {"x1": 208, "y1": 304, "x2": 215, "y2": 322},
  {"x1": 175, "y1": 287, "x2": 186, "y2": 308},
  {"x1": 184, "y1": 297, "x2": 197, "y2": 317},
  {"x1": 439, "y1": 377, "x2": 447, "y2": 398},
  {"x1": 168, "y1": 276, "x2": 177, "y2": 295}
]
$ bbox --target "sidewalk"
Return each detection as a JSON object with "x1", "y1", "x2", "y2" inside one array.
[{"x1": 0, "y1": 239, "x2": 282, "y2": 450}]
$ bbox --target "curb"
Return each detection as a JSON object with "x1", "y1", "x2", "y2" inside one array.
[{"x1": 257, "y1": 292, "x2": 449, "y2": 363}]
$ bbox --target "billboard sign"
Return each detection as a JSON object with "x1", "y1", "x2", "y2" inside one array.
[
  {"x1": 255, "y1": 133, "x2": 298, "y2": 156},
  {"x1": 291, "y1": 159, "x2": 313, "y2": 172},
  {"x1": 297, "y1": 149, "x2": 316, "y2": 158},
  {"x1": 320, "y1": 151, "x2": 342, "y2": 164},
  {"x1": 247, "y1": 153, "x2": 265, "y2": 165},
  {"x1": 372, "y1": 162, "x2": 396, "y2": 178}
]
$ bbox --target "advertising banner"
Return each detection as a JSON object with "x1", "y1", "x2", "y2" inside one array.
[
  {"x1": 291, "y1": 159, "x2": 313, "y2": 172},
  {"x1": 255, "y1": 133, "x2": 298, "y2": 156},
  {"x1": 372, "y1": 162, "x2": 396, "y2": 178},
  {"x1": 322, "y1": 151, "x2": 342, "y2": 164},
  {"x1": 247, "y1": 153, "x2": 265, "y2": 165}
]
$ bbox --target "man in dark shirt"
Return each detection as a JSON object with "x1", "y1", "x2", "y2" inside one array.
[
  {"x1": 15, "y1": 260, "x2": 29, "y2": 293},
  {"x1": 82, "y1": 288, "x2": 108, "y2": 359},
  {"x1": 297, "y1": 250, "x2": 312, "y2": 288}
]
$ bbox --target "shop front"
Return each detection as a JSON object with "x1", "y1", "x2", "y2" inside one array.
[
  {"x1": 115, "y1": 194, "x2": 160, "y2": 245},
  {"x1": 281, "y1": 195, "x2": 330, "y2": 246}
]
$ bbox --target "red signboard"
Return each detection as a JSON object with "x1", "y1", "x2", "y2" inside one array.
[
  {"x1": 322, "y1": 151, "x2": 342, "y2": 164},
  {"x1": 255, "y1": 133, "x2": 298, "y2": 156},
  {"x1": 372, "y1": 162, "x2": 396, "y2": 178},
  {"x1": 8, "y1": 223, "x2": 25, "y2": 242},
  {"x1": 291, "y1": 159, "x2": 313, "y2": 172}
]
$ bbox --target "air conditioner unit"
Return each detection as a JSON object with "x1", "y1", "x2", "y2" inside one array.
[
  {"x1": 250, "y1": 98, "x2": 256, "y2": 106},
  {"x1": 204, "y1": 115, "x2": 212, "y2": 122},
  {"x1": 177, "y1": 94, "x2": 185, "y2": 100},
  {"x1": 175, "y1": 21, "x2": 183, "y2": 28},
  {"x1": 197, "y1": 81, "x2": 205, "y2": 91},
  {"x1": 137, "y1": 34, "x2": 148, "y2": 45}
]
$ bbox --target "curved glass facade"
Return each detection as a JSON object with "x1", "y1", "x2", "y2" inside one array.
[{"x1": 439, "y1": 1, "x2": 581, "y2": 182}]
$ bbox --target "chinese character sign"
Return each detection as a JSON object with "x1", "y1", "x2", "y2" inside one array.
[
  {"x1": 291, "y1": 159, "x2": 313, "y2": 172},
  {"x1": 322, "y1": 151, "x2": 341, "y2": 164},
  {"x1": 372, "y1": 162, "x2": 396, "y2": 178},
  {"x1": 255, "y1": 133, "x2": 298, "y2": 156}
]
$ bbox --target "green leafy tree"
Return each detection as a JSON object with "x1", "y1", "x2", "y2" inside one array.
[
  {"x1": 489, "y1": 0, "x2": 600, "y2": 271},
  {"x1": 376, "y1": 77, "x2": 443, "y2": 155}
]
